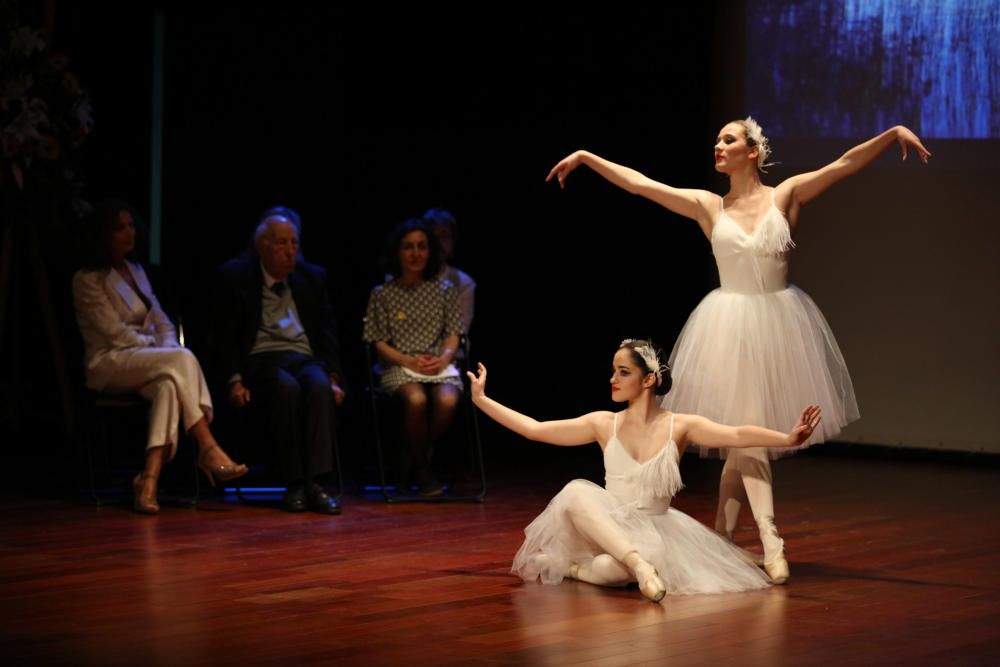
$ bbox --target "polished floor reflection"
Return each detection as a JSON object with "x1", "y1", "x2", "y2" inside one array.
[{"x1": 1, "y1": 453, "x2": 998, "y2": 666}]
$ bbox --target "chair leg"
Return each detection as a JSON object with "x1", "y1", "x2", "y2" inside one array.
[
  {"x1": 187, "y1": 437, "x2": 201, "y2": 507},
  {"x1": 464, "y1": 392, "x2": 487, "y2": 501},
  {"x1": 367, "y1": 388, "x2": 394, "y2": 502},
  {"x1": 367, "y1": 392, "x2": 485, "y2": 505},
  {"x1": 85, "y1": 420, "x2": 101, "y2": 505},
  {"x1": 94, "y1": 417, "x2": 114, "y2": 505},
  {"x1": 329, "y1": 421, "x2": 345, "y2": 502}
]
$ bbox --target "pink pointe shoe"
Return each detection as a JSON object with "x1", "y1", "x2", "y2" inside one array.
[
  {"x1": 764, "y1": 554, "x2": 790, "y2": 585},
  {"x1": 624, "y1": 552, "x2": 666, "y2": 603}
]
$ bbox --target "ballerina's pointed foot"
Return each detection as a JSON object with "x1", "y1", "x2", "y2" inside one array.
[
  {"x1": 638, "y1": 569, "x2": 666, "y2": 603},
  {"x1": 527, "y1": 553, "x2": 552, "y2": 580},
  {"x1": 717, "y1": 530, "x2": 767, "y2": 568},
  {"x1": 742, "y1": 547, "x2": 767, "y2": 568},
  {"x1": 764, "y1": 554, "x2": 790, "y2": 585},
  {"x1": 197, "y1": 444, "x2": 248, "y2": 486},
  {"x1": 729, "y1": 538, "x2": 767, "y2": 567},
  {"x1": 625, "y1": 552, "x2": 666, "y2": 603}
]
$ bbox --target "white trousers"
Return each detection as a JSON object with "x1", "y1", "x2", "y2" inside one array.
[
  {"x1": 90, "y1": 347, "x2": 213, "y2": 460},
  {"x1": 714, "y1": 447, "x2": 784, "y2": 562}
]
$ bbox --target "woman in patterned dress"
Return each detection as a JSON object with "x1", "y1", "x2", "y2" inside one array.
[{"x1": 363, "y1": 218, "x2": 464, "y2": 495}]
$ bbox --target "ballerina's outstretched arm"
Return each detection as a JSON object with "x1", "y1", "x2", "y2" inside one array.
[
  {"x1": 467, "y1": 362, "x2": 607, "y2": 447},
  {"x1": 546, "y1": 150, "x2": 717, "y2": 238},
  {"x1": 777, "y1": 126, "x2": 931, "y2": 222},
  {"x1": 679, "y1": 405, "x2": 823, "y2": 450}
]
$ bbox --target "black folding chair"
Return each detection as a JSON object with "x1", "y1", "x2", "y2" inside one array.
[
  {"x1": 78, "y1": 388, "x2": 200, "y2": 506},
  {"x1": 363, "y1": 335, "x2": 486, "y2": 503}
]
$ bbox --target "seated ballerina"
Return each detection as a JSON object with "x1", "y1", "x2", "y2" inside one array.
[{"x1": 467, "y1": 338, "x2": 821, "y2": 602}]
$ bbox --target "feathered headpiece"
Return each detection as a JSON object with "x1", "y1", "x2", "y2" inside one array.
[
  {"x1": 620, "y1": 339, "x2": 670, "y2": 386},
  {"x1": 743, "y1": 115, "x2": 777, "y2": 172}
]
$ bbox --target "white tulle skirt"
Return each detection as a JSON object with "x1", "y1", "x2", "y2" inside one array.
[
  {"x1": 511, "y1": 480, "x2": 771, "y2": 596},
  {"x1": 662, "y1": 286, "x2": 859, "y2": 459}
]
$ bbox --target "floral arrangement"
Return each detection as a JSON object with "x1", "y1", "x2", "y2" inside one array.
[{"x1": 0, "y1": 20, "x2": 92, "y2": 212}]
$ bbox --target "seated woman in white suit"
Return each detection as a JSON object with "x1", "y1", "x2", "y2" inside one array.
[{"x1": 72, "y1": 200, "x2": 247, "y2": 513}]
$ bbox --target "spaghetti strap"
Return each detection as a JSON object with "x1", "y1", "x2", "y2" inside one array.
[
  {"x1": 668, "y1": 413, "x2": 675, "y2": 443},
  {"x1": 612, "y1": 412, "x2": 619, "y2": 439}
]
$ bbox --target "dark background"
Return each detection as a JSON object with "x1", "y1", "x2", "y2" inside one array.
[{"x1": 9, "y1": 2, "x2": 886, "y2": 489}]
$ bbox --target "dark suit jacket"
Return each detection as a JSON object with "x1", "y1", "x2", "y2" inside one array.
[{"x1": 209, "y1": 256, "x2": 343, "y2": 386}]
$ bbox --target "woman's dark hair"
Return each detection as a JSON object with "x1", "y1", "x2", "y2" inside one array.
[
  {"x1": 381, "y1": 218, "x2": 444, "y2": 280},
  {"x1": 79, "y1": 199, "x2": 146, "y2": 270},
  {"x1": 619, "y1": 338, "x2": 673, "y2": 396},
  {"x1": 422, "y1": 207, "x2": 458, "y2": 244}
]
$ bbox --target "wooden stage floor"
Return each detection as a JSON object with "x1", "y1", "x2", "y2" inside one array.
[{"x1": 2, "y1": 451, "x2": 998, "y2": 666}]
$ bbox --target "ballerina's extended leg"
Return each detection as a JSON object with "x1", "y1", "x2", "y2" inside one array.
[
  {"x1": 727, "y1": 448, "x2": 788, "y2": 583},
  {"x1": 561, "y1": 484, "x2": 666, "y2": 601}
]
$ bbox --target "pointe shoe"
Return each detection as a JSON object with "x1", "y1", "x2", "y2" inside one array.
[
  {"x1": 764, "y1": 554, "x2": 790, "y2": 584},
  {"x1": 132, "y1": 473, "x2": 159, "y2": 514},
  {"x1": 625, "y1": 552, "x2": 666, "y2": 603},
  {"x1": 526, "y1": 553, "x2": 552, "y2": 580},
  {"x1": 197, "y1": 444, "x2": 248, "y2": 486},
  {"x1": 717, "y1": 530, "x2": 767, "y2": 567},
  {"x1": 732, "y1": 543, "x2": 767, "y2": 567},
  {"x1": 637, "y1": 568, "x2": 667, "y2": 603},
  {"x1": 759, "y1": 527, "x2": 789, "y2": 584},
  {"x1": 741, "y1": 547, "x2": 767, "y2": 568}
]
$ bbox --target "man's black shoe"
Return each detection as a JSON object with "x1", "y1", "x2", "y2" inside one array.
[
  {"x1": 282, "y1": 483, "x2": 307, "y2": 512},
  {"x1": 306, "y1": 482, "x2": 341, "y2": 515}
]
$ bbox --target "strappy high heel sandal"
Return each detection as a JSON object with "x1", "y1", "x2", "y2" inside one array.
[
  {"x1": 197, "y1": 444, "x2": 248, "y2": 486},
  {"x1": 132, "y1": 473, "x2": 160, "y2": 514}
]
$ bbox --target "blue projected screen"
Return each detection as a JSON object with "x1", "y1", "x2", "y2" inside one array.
[{"x1": 745, "y1": 0, "x2": 1000, "y2": 140}]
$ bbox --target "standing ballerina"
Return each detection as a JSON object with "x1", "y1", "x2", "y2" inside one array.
[
  {"x1": 468, "y1": 339, "x2": 821, "y2": 602},
  {"x1": 547, "y1": 120, "x2": 930, "y2": 582}
]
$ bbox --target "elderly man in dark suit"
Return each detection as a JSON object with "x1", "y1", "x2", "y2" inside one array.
[{"x1": 210, "y1": 211, "x2": 344, "y2": 514}]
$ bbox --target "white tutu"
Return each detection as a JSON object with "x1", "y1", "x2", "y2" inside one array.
[
  {"x1": 662, "y1": 197, "x2": 859, "y2": 459},
  {"x1": 512, "y1": 422, "x2": 771, "y2": 599},
  {"x1": 664, "y1": 285, "x2": 858, "y2": 459},
  {"x1": 512, "y1": 479, "x2": 771, "y2": 595}
]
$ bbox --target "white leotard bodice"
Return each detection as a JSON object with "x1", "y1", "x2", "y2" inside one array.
[
  {"x1": 712, "y1": 191, "x2": 794, "y2": 295},
  {"x1": 604, "y1": 412, "x2": 683, "y2": 514}
]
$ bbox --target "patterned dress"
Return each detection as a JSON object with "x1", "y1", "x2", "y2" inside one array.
[{"x1": 363, "y1": 278, "x2": 464, "y2": 393}]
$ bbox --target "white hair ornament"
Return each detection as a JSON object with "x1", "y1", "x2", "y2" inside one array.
[
  {"x1": 619, "y1": 339, "x2": 670, "y2": 386},
  {"x1": 743, "y1": 115, "x2": 777, "y2": 172}
]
